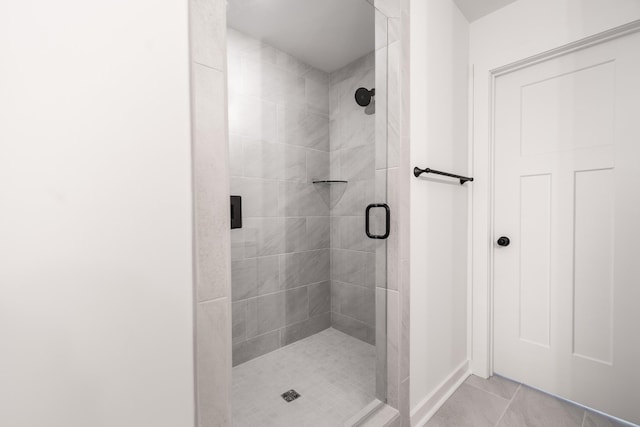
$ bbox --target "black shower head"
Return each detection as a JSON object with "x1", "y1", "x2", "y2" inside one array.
[{"x1": 355, "y1": 87, "x2": 375, "y2": 107}]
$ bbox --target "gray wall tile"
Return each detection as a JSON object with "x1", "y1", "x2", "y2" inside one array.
[
  {"x1": 270, "y1": 49, "x2": 313, "y2": 76},
  {"x1": 229, "y1": 134, "x2": 244, "y2": 177},
  {"x1": 306, "y1": 78, "x2": 330, "y2": 116},
  {"x1": 305, "y1": 217, "x2": 331, "y2": 250},
  {"x1": 189, "y1": 0, "x2": 226, "y2": 71},
  {"x1": 257, "y1": 292, "x2": 285, "y2": 334},
  {"x1": 284, "y1": 217, "x2": 331, "y2": 253},
  {"x1": 232, "y1": 330, "x2": 281, "y2": 366},
  {"x1": 281, "y1": 312, "x2": 331, "y2": 346},
  {"x1": 283, "y1": 217, "x2": 307, "y2": 253},
  {"x1": 376, "y1": 288, "x2": 388, "y2": 401},
  {"x1": 386, "y1": 41, "x2": 401, "y2": 169},
  {"x1": 279, "y1": 181, "x2": 329, "y2": 217},
  {"x1": 400, "y1": 377, "x2": 410, "y2": 427},
  {"x1": 230, "y1": 229, "x2": 244, "y2": 261},
  {"x1": 329, "y1": 41, "x2": 377, "y2": 347},
  {"x1": 232, "y1": 301, "x2": 246, "y2": 343},
  {"x1": 303, "y1": 67, "x2": 330, "y2": 85},
  {"x1": 332, "y1": 311, "x2": 375, "y2": 345},
  {"x1": 307, "y1": 150, "x2": 330, "y2": 183},
  {"x1": 243, "y1": 60, "x2": 305, "y2": 105},
  {"x1": 285, "y1": 286, "x2": 309, "y2": 325},
  {"x1": 331, "y1": 180, "x2": 374, "y2": 216},
  {"x1": 227, "y1": 28, "x2": 264, "y2": 55},
  {"x1": 367, "y1": 0, "x2": 401, "y2": 18},
  {"x1": 330, "y1": 52, "x2": 375, "y2": 86},
  {"x1": 195, "y1": 216, "x2": 231, "y2": 304},
  {"x1": 256, "y1": 255, "x2": 280, "y2": 295},
  {"x1": 341, "y1": 144, "x2": 375, "y2": 181},
  {"x1": 331, "y1": 249, "x2": 375, "y2": 288},
  {"x1": 228, "y1": 95, "x2": 277, "y2": 142},
  {"x1": 231, "y1": 259, "x2": 257, "y2": 301},
  {"x1": 335, "y1": 216, "x2": 375, "y2": 252},
  {"x1": 228, "y1": 29, "x2": 388, "y2": 369},
  {"x1": 386, "y1": 288, "x2": 399, "y2": 407},
  {"x1": 309, "y1": 281, "x2": 331, "y2": 316},
  {"x1": 333, "y1": 281, "x2": 375, "y2": 326},
  {"x1": 190, "y1": 2, "x2": 232, "y2": 424},
  {"x1": 375, "y1": 9, "x2": 389, "y2": 51},
  {"x1": 228, "y1": 30, "x2": 337, "y2": 366},
  {"x1": 196, "y1": 299, "x2": 231, "y2": 426},
  {"x1": 330, "y1": 151, "x2": 342, "y2": 180},
  {"x1": 230, "y1": 178, "x2": 280, "y2": 218},
  {"x1": 375, "y1": 45, "x2": 389, "y2": 171},
  {"x1": 243, "y1": 140, "x2": 306, "y2": 182},
  {"x1": 192, "y1": 64, "x2": 230, "y2": 303},
  {"x1": 281, "y1": 249, "x2": 330, "y2": 289},
  {"x1": 239, "y1": 43, "x2": 278, "y2": 69},
  {"x1": 277, "y1": 104, "x2": 330, "y2": 151},
  {"x1": 245, "y1": 298, "x2": 258, "y2": 340},
  {"x1": 242, "y1": 218, "x2": 285, "y2": 257}
]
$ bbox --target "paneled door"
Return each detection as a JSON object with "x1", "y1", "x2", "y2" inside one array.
[{"x1": 493, "y1": 29, "x2": 640, "y2": 424}]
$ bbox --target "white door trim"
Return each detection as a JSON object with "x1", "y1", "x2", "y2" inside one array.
[{"x1": 470, "y1": 18, "x2": 640, "y2": 378}]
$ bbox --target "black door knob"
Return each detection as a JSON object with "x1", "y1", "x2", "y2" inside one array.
[{"x1": 497, "y1": 236, "x2": 510, "y2": 247}]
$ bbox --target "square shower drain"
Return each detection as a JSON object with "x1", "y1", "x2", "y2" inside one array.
[{"x1": 281, "y1": 389, "x2": 301, "y2": 402}]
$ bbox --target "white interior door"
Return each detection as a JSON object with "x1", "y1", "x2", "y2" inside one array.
[{"x1": 493, "y1": 30, "x2": 640, "y2": 424}]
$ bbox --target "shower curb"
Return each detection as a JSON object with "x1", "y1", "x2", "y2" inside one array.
[{"x1": 345, "y1": 399, "x2": 400, "y2": 427}]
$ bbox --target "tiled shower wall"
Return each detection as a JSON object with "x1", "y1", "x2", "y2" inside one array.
[
  {"x1": 228, "y1": 28, "x2": 381, "y2": 363},
  {"x1": 329, "y1": 53, "x2": 377, "y2": 344},
  {"x1": 189, "y1": 0, "x2": 232, "y2": 423},
  {"x1": 227, "y1": 29, "x2": 334, "y2": 366}
]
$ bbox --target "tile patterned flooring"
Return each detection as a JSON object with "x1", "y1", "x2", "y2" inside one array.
[
  {"x1": 232, "y1": 328, "x2": 376, "y2": 427},
  {"x1": 426, "y1": 374, "x2": 633, "y2": 427}
]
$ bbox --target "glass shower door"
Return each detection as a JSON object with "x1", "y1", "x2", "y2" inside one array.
[{"x1": 226, "y1": 1, "x2": 391, "y2": 424}]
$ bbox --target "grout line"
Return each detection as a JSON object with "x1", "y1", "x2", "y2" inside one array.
[
  {"x1": 331, "y1": 279, "x2": 377, "y2": 290},
  {"x1": 192, "y1": 60, "x2": 225, "y2": 73},
  {"x1": 494, "y1": 384, "x2": 521, "y2": 427},
  {"x1": 464, "y1": 381, "x2": 517, "y2": 402},
  {"x1": 234, "y1": 279, "x2": 330, "y2": 301},
  {"x1": 234, "y1": 247, "x2": 376, "y2": 261},
  {"x1": 233, "y1": 326, "x2": 365, "y2": 369},
  {"x1": 581, "y1": 411, "x2": 586, "y2": 427},
  {"x1": 197, "y1": 295, "x2": 228, "y2": 305}
]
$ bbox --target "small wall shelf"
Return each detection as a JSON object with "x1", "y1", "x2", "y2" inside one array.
[{"x1": 312, "y1": 180, "x2": 348, "y2": 184}]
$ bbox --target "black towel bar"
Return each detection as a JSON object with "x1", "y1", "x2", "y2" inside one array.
[{"x1": 414, "y1": 167, "x2": 474, "y2": 185}]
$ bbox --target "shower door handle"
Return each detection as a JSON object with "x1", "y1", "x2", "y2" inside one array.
[{"x1": 365, "y1": 203, "x2": 390, "y2": 240}]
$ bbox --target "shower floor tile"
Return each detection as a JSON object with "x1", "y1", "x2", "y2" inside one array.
[{"x1": 232, "y1": 328, "x2": 377, "y2": 427}]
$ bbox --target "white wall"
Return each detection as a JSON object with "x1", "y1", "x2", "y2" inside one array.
[
  {"x1": 0, "y1": 1, "x2": 194, "y2": 426},
  {"x1": 409, "y1": 0, "x2": 470, "y2": 421},
  {"x1": 470, "y1": 0, "x2": 640, "y2": 377}
]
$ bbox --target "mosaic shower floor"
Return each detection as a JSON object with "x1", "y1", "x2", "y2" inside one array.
[{"x1": 232, "y1": 328, "x2": 376, "y2": 427}]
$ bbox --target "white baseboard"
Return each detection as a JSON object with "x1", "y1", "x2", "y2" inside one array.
[{"x1": 410, "y1": 360, "x2": 470, "y2": 427}]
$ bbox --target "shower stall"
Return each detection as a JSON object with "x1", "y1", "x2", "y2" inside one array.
[{"x1": 225, "y1": 0, "x2": 394, "y2": 425}]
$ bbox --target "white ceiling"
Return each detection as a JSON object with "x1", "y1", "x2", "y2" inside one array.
[
  {"x1": 452, "y1": 0, "x2": 519, "y2": 22},
  {"x1": 227, "y1": 0, "x2": 374, "y2": 73},
  {"x1": 227, "y1": 0, "x2": 520, "y2": 72}
]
